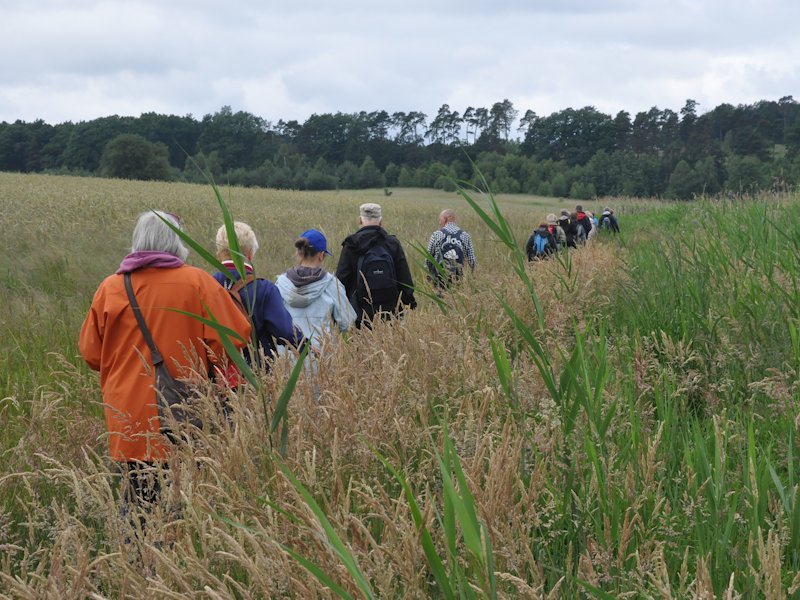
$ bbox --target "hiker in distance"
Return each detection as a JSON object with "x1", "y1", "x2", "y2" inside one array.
[
  {"x1": 546, "y1": 213, "x2": 567, "y2": 249},
  {"x1": 526, "y1": 221, "x2": 558, "y2": 261},
  {"x1": 599, "y1": 207, "x2": 621, "y2": 233},
  {"x1": 213, "y1": 221, "x2": 305, "y2": 367},
  {"x1": 426, "y1": 208, "x2": 476, "y2": 289},
  {"x1": 558, "y1": 209, "x2": 584, "y2": 248},
  {"x1": 335, "y1": 202, "x2": 417, "y2": 327},
  {"x1": 78, "y1": 211, "x2": 251, "y2": 521},
  {"x1": 574, "y1": 204, "x2": 593, "y2": 243}
]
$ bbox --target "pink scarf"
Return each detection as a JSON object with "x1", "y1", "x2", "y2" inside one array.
[{"x1": 116, "y1": 251, "x2": 184, "y2": 274}]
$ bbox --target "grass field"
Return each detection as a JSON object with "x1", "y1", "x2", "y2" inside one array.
[
  {"x1": 1, "y1": 172, "x2": 799, "y2": 598},
  {"x1": 0, "y1": 173, "x2": 560, "y2": 401}
]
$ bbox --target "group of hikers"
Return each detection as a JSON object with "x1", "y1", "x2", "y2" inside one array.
[
  {"x1": 77, "y1": 202, "x2": 453, "y2": 521},
  {"x1": 77, "y1": 200, "x2": 617, "y2": 530},
  {"x1": 525, "y1": 204, "x2": 620, "y2": 261}
]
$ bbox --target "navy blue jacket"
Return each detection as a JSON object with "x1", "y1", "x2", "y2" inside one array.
[{"x1": 213, "y1": 267, "x2": 304, "y2": 364}]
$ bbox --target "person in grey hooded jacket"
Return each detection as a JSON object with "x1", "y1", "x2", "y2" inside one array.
[{"x1": 276, "y1": 229, "x2": 356, "y2": 351}]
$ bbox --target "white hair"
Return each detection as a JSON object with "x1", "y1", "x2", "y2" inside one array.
[
  {"x1": 359, "y1": 203, "x2": 382, "y2": 224},
  {"x1": 215, "y1": 222, "x2": 259, "y2": 261},
  {"x1": 131, "y1": 211, "x2": 189, "y2": 261}
]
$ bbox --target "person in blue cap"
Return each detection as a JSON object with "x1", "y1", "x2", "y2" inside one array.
[{"x1": 276, "y1": 229, "x2": 356, "y2": 352}]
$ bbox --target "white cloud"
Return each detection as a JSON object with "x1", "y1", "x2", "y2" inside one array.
[{"x1": 0, "y1": 0, "x2": 798, "y2": 125}]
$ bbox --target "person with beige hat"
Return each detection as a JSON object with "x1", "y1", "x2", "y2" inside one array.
[
  {"x1": 335, "y1": 203, "x2": 416, "y2": 327},
  {"x1": 546, "y1": 213, "x2": 567, "y2": 248}
]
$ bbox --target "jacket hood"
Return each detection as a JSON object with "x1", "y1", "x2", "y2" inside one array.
[
  {"x1": 276, "y1": 271, "x2": 335, "y2": 308},
  {"x1": 342, "y1": 225, "x2": 389, "y2": 254},
  {"x1": 286, "y1": 265, "x2": 326, "y2": 287}
]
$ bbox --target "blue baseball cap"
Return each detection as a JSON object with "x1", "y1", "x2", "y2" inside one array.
[{"x1": 301, "y1": 229, "x2": 332, "y2": 256}]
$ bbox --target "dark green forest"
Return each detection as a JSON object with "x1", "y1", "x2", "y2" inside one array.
[{"x1": 3, "y1": 97, "x2": 800, "y2": 199}]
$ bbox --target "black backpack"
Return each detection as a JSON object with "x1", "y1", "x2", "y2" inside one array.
[
  {"x1": 435, "y1": 227, "x2": 466, "y2": 281},
  {"x1": 356, "y1": 243, "x2": 398, "y2": 314},
  {"x1": 576, "y1": 213, "x2": 592, "y2": 239},
  {"x1": 559, "y1": 217, "x2": 577, "y2": 248}
]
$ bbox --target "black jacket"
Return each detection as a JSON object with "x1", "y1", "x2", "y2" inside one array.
[
  {"x1": 558, "y1": 216, "x2": 580, "y2": 248},
  {"x1": 575, "y1": 211, "x2": 593, "y2": 239},
  {"x1": 525, "y1": 226, "x2": 557, "y2": 261},
  {"x1": 335, "y1": 225, "x2": 417, "y2": 323},
  {"x1": 600, "y1": 212, "x2": 620, "y2": 233}
]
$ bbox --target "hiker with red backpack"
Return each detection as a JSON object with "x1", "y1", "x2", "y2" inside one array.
[
  {"x1": 546, "y1": 213, "x2": 567, "y2": 249},
  {"x1": 213, "y1": 221, "x2": 305, "y2": 367},
  {"x1": 335, "y1": 203, "x2": 417, "y2": 328},
  {"x1": 574, "y1": 204, "x2": 593, "y2": 243}
]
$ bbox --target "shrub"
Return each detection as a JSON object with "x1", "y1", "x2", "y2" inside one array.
[{"x1": 99, "y1": 134, "x2": 171, "y2": 181}]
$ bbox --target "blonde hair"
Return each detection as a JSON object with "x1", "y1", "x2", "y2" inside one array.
[{"x1": 215, "y1": 221, "x2": 259, "y2": 261}]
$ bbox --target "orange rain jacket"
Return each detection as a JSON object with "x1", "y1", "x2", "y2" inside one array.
[{"x1": 79, "y1": 265, "x2": 251, "y2": 462}]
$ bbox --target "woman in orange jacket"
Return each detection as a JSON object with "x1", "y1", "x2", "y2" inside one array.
[{"x1": 79, "y1": 211, "x2": 251, "y2": 516}]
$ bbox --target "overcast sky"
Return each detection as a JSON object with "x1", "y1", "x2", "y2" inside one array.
[{"x1": 2, "y1": 0, "x2": 798, "y2": 128}]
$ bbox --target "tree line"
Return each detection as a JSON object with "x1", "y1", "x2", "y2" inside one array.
[{"x1": 2, "y1": 97, "x2": 800, "y2": 199}]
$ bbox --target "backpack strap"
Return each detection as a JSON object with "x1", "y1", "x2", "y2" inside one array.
[
  {"x1": 356, "y1": 253, "x2": 365, "y2": 285},
  {"x1": 225, "y1": 273, "x2": 259, "y2": 317},
  {"x1": 123, "y1": 272, "x2": 165, "y2": 367},
  {"x1": 228, "y1": 273, "x2": 256, "y2": 295}
]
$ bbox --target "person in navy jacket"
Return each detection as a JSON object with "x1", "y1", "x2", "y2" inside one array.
[{"x1": 213, "y1": 221, "x2": 305, "y2": 367}]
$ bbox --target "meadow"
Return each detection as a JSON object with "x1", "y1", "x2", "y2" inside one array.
[{"x1": 1, "y1": 172, "x2": 799, "y2": 598}]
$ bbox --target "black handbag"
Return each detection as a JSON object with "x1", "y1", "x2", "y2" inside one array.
[{"x1": 123, "y1": 273, "x2": 203, "y2": 436}]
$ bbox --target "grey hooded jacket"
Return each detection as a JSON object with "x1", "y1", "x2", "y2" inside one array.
[{"x1": 275, "y1": 267, "x2": 356, "y2": 348}]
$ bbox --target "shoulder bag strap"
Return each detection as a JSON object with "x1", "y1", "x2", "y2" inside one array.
[{"x1": 123, "y1": 272, "x2": 165, "y2": 367}]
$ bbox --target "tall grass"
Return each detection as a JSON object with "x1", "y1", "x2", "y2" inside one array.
[{"x1": 1, "y1": 172, "x2": 800, "y2": 597}]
